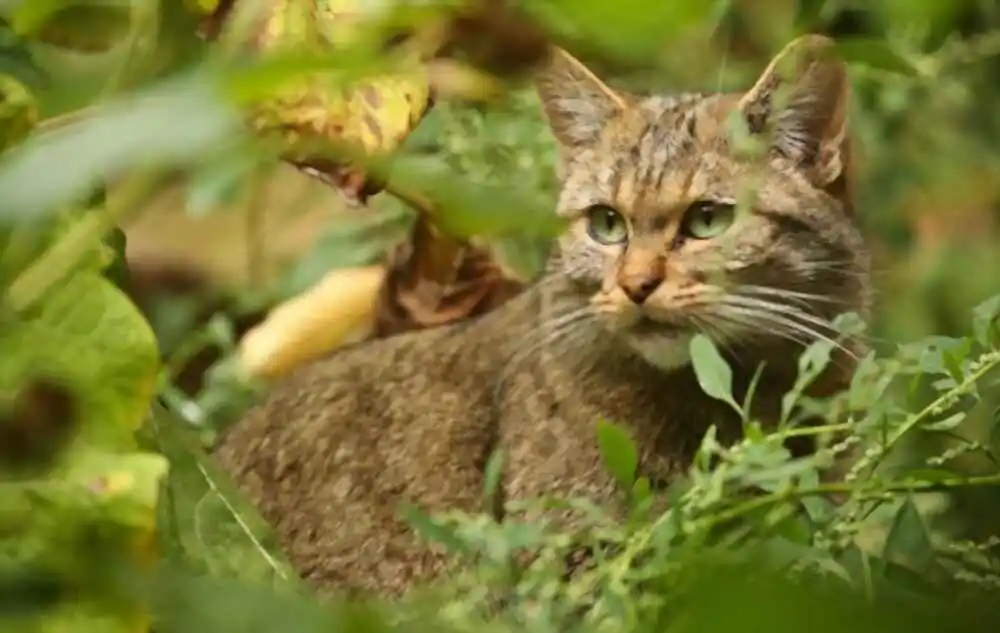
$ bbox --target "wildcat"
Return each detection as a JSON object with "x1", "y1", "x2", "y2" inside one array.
[{"x1": 214, "y1": 34, "x2": 871, "y2": 598}]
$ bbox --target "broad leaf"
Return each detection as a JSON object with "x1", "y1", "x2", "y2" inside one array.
[
  {"x1": 147, "y1": 404, "x2": 301, "y2": 591},
  {"x1": 11, "y1": 0, "x2": 133, "y2": 53},
  {"x1": 0, "y1": 71, "x2": 241, "y2": 221},
  {"x1": 882, "y1": 497, "x2": 937, "y2": 577},
  {"x1": 0, "y1": 271, "x2": 159, "y2": 449},
  {"x1": 689, "y1": 334, "x2": 739, "y2": 412},
  {"x1": 596, "y1": 419, "x2": 638, "y2": 491},
  {"x1": 836, "y1": 39, "x2": 919, "y2": 77}
]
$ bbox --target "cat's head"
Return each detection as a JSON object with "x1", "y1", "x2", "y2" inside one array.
[{"x1": 535, "y1": 35, "x2": 870, "y2": 371}]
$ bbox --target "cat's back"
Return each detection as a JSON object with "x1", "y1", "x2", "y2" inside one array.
[{"x1": 213, "y1": 318, "x2": 500, "y2": 595}]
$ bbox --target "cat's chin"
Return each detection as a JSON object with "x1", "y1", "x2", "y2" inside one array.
[{"x1": 625, "y1": 330, "x2": 695, "y2": 372}]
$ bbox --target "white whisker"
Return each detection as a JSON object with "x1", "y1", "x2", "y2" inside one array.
[{"x1": 714, "y1": 296, "x2": 857, "y2": 361}]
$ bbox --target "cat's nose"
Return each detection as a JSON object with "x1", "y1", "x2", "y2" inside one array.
[{"x1": 619, "y1": 274, "x2": 664, "y2": 305}]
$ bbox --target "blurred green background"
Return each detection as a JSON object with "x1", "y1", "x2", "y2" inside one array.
[{"x1": 5, "y1": 0, "x2": 1000, "y2": 631}]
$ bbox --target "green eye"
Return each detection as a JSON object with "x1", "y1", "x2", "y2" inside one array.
[
  {"x1": 682, "y1": 201, "x2": 736, "y2": 239},
  {"x1": 585, "y1": 205, "x2": 628, "y2": 245}
]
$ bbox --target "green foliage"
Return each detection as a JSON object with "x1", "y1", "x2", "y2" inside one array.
[
  {"x1": 3, "y1": 1, "x2": 1000, "y2": 633},
  {"x1": 147, "y1": 403, "x2": 299, "y2": 590},
  {"x1": 596, "y1": 419, "x2": 638, "y2": 491}
]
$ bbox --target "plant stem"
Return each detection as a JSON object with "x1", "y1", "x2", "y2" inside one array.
[
  {"x1": 862, "y1": 349, "x2": 1000, "y2": 476},
  {"x1": 695, "y1": 472, "x2": 1000, "y2": 533},
  {"x1": 780, "y1": 422, "x2": 853, "y2": 438}
]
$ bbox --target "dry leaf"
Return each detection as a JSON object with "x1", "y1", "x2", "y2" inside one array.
[
  {"x1": 375, "y1": 214, "x2": 523, "y2": 337},
  {"x1": 239, "y1": 264, "x2": 384, "y2": 380}
]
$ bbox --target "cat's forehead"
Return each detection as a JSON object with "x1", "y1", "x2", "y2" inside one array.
[{"x1": 559, "y1": 91, "x2": 746, "y2": 216}]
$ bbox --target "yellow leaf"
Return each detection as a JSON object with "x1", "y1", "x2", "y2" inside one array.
[{"x1": 240, "y1": 0, "x2": 431, "y2": 199}]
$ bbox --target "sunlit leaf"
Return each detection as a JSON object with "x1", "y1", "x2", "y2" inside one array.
[
  {"x1": 972, "y1": 294, "x2": 1000, "y2": 347},
  {"x1": 0, "y1": 271, "x2": 159, "y2": 449},
  {"x1": 689, "y1": 334, "x2": 739, "y2": 413},
  {"x1": 596, "y1": 419, "x2": 638, "y2": 491}
]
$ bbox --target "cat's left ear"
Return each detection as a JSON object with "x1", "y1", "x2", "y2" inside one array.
[{"x1": 738, "y1": 35, "x2": 849, "y2": 188}]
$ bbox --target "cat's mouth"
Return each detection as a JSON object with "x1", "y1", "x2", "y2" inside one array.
[{"x1": 629, "y1": 316, "x2": 685, "y2": 337}]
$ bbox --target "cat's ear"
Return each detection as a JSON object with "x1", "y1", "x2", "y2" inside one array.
[
  {"x1": 535, "y1": 47, "x2": 628, "y2": 149},
  {"x1": 738, "y1": 35, "x2": 849, "y2": 187}
]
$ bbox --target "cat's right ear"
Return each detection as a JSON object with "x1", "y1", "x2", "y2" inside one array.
[{"x1": 535, "y1": 47, "x2": 627, "y2": 149}]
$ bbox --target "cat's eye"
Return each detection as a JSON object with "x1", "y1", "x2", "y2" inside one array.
[
  {"x1": 585, "y1": 205, "x2": 628, "y2": 245},
  {"x1": 681, "y1": 201, "x2": 736, "y2": 240}
]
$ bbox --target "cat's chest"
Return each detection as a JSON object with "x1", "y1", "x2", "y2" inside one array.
[{"x1": 497, "y1": 360, "x2": 734, "y2": 508}]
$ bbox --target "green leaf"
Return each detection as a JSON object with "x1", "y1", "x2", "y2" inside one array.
[
  {"x1": 972, "y1": 294, "x2": 1000, "y2": 347},
  {"x1": 150, "y1": 565, "x2": 391, "y2": 633},
  {"x1": 386, "y1": 154, "x2": 565, "y2": 239},
  {"x1": 184, "y1": 148, "x2": 260, "y2": 217},
  {"x1": 797, "y1": 339, "x2": 834, "y2": 380},
  {"x1": 835, "y1": 39, "x2": 919, "y2": 77},
  {"x1": 525, "y1": 0, "x2": 718, "y2": 62},
  {"x1": 0, "y1": 377, "x2": 78, "y2": 474},
  {"x1": 276, "y1": 206, "x2": 412, "y2": 297},
  {"x1": 990, "y1": 405, "x2": 1000, "y2": 453},
  {"x1": 101, "y1": 225, "x2": 130, "y2": 290},
  {"x1": 147, "y1": 404, "x2": 301, "y2": 591},
  {"x1": 482, "y1": 448, "x2": 504, "y2": 504},
  {"x1": 629, "y1": 475, "x2": 652, "y2": 519},
  {"x1": 399, "y1": 504, "x2": 468, "y2": 555},
  {"x1": 0, "y1": 271, "x2": 159, "y2": 449},
  {"x1": 498, "y1": 521, "x2": 546, "y2": 551},
  {"x1": 882, "y1": 497, "x2": 936, "y2": 576},
  {"x1": 0, "y1": 20, "x2": 47, "y2": 89},
  {"x1": 59, "y1": 445, "x2": 168, "y2": 529},
  {"x1": 902, "y1": 468, "x2": 960, "y2": 483},
  {"x1": 0, "y1": 73, "x2": 36, "y2": 151},
  {"x1": 941, "y1": 339, "x2": 971, "y2": 382},
  {"x1": 595, "y1": 419, "x2": 638, "y2": 491},
  {"x1": 0, "y1": 444, "x2": 168, "y2": 632},
  {"x1": 689, "y1": 334, "x2": 739, "y2": 412},
  {"x1": 922, "y1": 411, "x2": 966, "y2": 432}
]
